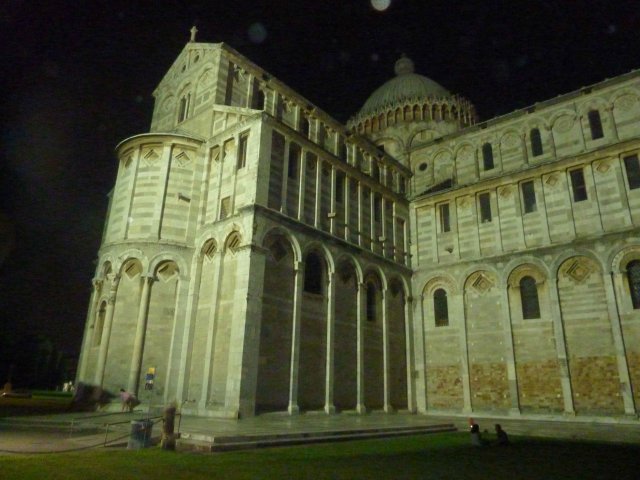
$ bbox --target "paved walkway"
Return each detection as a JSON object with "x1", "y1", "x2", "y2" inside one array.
[{"x1": 1, "y1": 409, "x2": 638, "y2": 454}]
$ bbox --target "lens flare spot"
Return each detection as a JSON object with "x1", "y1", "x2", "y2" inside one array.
[{"x1": 371, "y1": 0, "x2": 391, "y2": 12}]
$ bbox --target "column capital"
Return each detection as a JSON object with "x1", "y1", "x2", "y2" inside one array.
[{"x1": 92, "y1": 278, "x2": 104, "y2": 290}]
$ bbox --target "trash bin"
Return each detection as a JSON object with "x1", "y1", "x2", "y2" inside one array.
[{"x1": 128, "y1": 419, "x2": 153, "y2": 449}]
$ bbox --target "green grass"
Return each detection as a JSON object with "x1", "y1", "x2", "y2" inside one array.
[
  {"x1": 1, "y1": 433, "x2": 638, "y2": 479},
  {"x1": 0, "y1": 395, "x2": 72, "y2": 417}
]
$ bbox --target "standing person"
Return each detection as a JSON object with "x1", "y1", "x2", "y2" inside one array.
[
  {"x1": 495, "y1": 424, "x2": 509, "y2": 446},
  {"x1": 119, "y1": 388, "x2": 138, "y2": 412}
]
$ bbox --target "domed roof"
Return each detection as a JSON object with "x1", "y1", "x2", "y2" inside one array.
[{"x1": 358, "y1": 55, "x2": 450, "y2": 118}]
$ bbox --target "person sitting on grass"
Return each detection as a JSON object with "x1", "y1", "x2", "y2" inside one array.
[
  {"x1": 119, "y1": 388, "x2": 139, "y2": 412},
  {"x1": 495, "y1": 424, "x2": 509, "y2": 446},
  {"x1": 470, "y1": 423, "x2": 484, "y2": 446}
]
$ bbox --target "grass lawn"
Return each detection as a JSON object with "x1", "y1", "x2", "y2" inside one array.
[
  {"x1": 1, "y1": 432, "x2": 638, "y2": 480},
  {"x1": 0, "y1": 394, "x2": 72, "y2": 417}
]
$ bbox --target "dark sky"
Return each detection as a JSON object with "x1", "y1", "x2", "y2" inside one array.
[{"x1": 1, "y1": 0, "x2": 639, "y2": 357}]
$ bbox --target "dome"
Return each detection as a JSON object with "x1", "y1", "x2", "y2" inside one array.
[{"x1": 357, "y1": 55, "x2": 450, "y2": 118}]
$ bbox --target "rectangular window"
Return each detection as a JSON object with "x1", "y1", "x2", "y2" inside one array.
[
  {"x1": 438, "y1": 203, "x2": 451, "y2": 232},
  {"x1": 530, "y1": 128, "x2": 543, "y2": 156},
  {"x1": 624, "y1": 154, "x2": 640, "y2": 190},
  {"x1": 521, "y1": 180, "x2": 537, "y2": 213},
  {"x1": 570, "y1": 168, "x2": 588, "y2": 202},
  {"x1": 219, "y1": 196, "x2": 231, "y2": 220},
  {"x1": 588, "y1": 110, "x2": 604, "y2": 140},
  {"x1": 478, "y1": 192, "x2": 492, "y2": 222},
  {"x1": 482, "y1": 143, "x2": 494, "y2": 171},
  {"x1": 237, "y1": 132, "x2": 249, "y2": 169}
]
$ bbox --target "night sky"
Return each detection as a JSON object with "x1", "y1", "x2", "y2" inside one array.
[{"x1": 1, "y1": 0, "x2": 639, "y2": 358}]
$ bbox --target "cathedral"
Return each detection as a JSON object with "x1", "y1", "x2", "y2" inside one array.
[{"x1": 76, "y1": 32, "x2": 640, "y2": 420}]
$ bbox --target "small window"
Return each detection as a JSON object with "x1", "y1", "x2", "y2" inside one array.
[
  {"x1": 628, "y1": 260, "x2": 640, "y2": 309},
  {"x1": 304, "y1": 253, "x2": 323, "y2": 294},
  {"x1": 366, "y1": 283, "x2": 377, "y2": 321},
  {"x1": 288, "y1": 143, "x2": 300, "y2": 179},
  {"x1": 252, "y1": 85, "x2": 265, "y2": 109},
  {"x1": 219, "y1": 197, "x2": 231, "y2": 220},
  {"x1": 237, "y1": 132, "x2": 249, "y2": 169},
  {"x1": 521, "y1": 180, "x2": 537, "y2": 213},
  {"x1": 570, "y1": 168, "x2": 588, "y2": 202},
  {"x1": 482, "y1": 143, "x2": 494, "y2": 171},
  {"x1": 337, "y1": 138, "x2": 347, "y2": 161},
  {"x1": 439, "y1": 203, "x2": 451, "y2": 232},
  {"x1": 588, "y1": 109, "x2": 604, "y2": 140},
  {"x1": 335, "y1": 172, "x2": 345, "y2": 203},
  {"x1": 434, "y1": 289, "x2": 449, "y2": 327},
  {"x1": 623, "y1": 154, "x2": 640, "y2": 190},
  {"x1": 520, "y1": 276, "x2": 541, "y2": 319},
  {"x1": 478, "y1": 192, "x2": 492, "y2": 223},
  {"x1": 300, "y1": 116, "x2": 310, "y2": 137},
  {"x1": 178, "y1": 93, "x2": 191, "y2": 122},
  {"x1": 530, "y1": 128, "x2": 543, "y2": 156}
]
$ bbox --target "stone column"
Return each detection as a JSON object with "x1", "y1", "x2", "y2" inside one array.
[
  {"x1": 500, "y1": 286, "x2": 521, "y2": 414},
  {"x1": 382, "y1": 286, "x2": 392, "y2": 412},
  {"x1": 225, "y1": 245, "x2": 267, "y2": 418},
  {"x1": 94, "y1": 274, "x2": 121, "y2": 387},
  {"x1": 314, "y1": 157, "x2": 322, "y2": 229},
  {"x1": 324, "y1": 270, "x2": 336, "y2": 413},
  {"x1": 127, "y1": 274, "x2": 155, "y2": 395},
  {"x1": 603, "y1": 272, "x2": 636, "y2": 415},
  {"x1": 459, "y1": 290, "x2": 472, "y2": 413},
  {"x1": 607, "y1": 106, "x2": 619, "y2": 140},
  {"x1": 288, "y1": 262, "x2": 304, "y2": 414},
  {"x1": 297, "y1": 151, "x2": 306, "y2": 221},
  {"x1": 329, "y1": 166, "x2": 336, "y2": 235},
  {"x1": 357, "y1": 182, "x2": 363, "y2": 247},
  {"x1": 154, "y1": 143, "x2": 173, "y2": 239},
  {"x1": 356, "y1": 282, "x2": 366, "y2": 413},
  {"x1": 414, "y1": 294, "x2": 428, "y2": 412},
  {"x1": 404, "y1": 295, "x2": 417, "y2": 413},
  {"x1": 176, "y1": 254, "x2": 205, "y2": 402},
  {"x1": 77, "y1": 278, "x2": 103, "y2": 383},
  {"x1": 344, "y1": 176, "x2": 351, "y2": 241},
  {"x1": 548, "y1": 276, "x2": 575, "y2": 415},
  {"x1": 200, "y1": 250, "x2": 223, "y2": 407}
]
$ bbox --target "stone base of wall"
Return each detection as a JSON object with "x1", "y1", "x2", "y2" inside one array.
[
  {"x1": 426, "y1": 364, "x2": 463, "y2": 409},
  {"x1": 570, "y1": 355, "x2": 624, "y2": 414},
  {"x1": 516, "y1": 360, "x2": 563, "y2": 412},
  {"x1": 470, "y1": 362, "x2": 510, "y2": 410},
  {"x1": 626, "y1": 351, "x2": 640, "y2": 409}
]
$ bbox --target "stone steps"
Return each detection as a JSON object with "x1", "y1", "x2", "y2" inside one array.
[{"x1": 177, "y1": 423, "x2": 457, "y2": 452}]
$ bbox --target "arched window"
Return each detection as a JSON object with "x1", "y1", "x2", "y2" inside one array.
[
  {"x1": 94, "y1": 301, "x2": 107, "y2": 346},
  {"x1": 482, "y1": 143, "x2": 494, "y2": 170},
  {"x1": 520, "y1": 276, "x2": 541, "y2": 319},
  {"x1": 433, "y1": 289, "x2": 449, "y2": 327},
  {"x1": 530, "y1": 128, "x2": 543, "y2": 156},
  {"x1": 304, "y1": 252, "x2": 323, "y2": 294},
  {"x1": 366, "y1": 282, "x2": 377, "y2": 321},
  {"x1": 627, "y1": 260, "x2": 640, "y2": 309}
]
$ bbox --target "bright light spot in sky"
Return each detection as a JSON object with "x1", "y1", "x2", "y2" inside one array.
[
  {"x1": 371, "y1": 0, "x2": 391, "y2": 12},
  {"x1": 248, "y1": 22, "x2": 267, "y2": 43}
]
